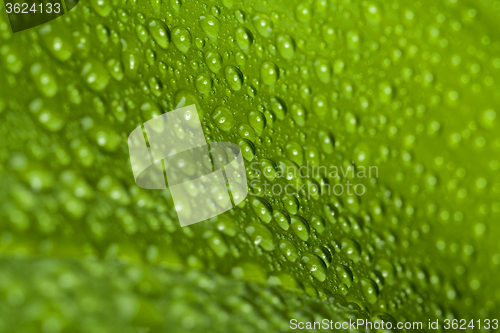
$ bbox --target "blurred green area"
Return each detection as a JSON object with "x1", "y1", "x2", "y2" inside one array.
[
  {"x1": 1, "y1": 256, "x2": 372, "y2": 332},
  {"x1": 0, "y1": 0, "x2": 499, "y2": 331}
]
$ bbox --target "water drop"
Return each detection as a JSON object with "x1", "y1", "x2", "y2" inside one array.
[
  {"x1": 248, "y1": 110, "x2": 266, "y2": 134},
  {"x1": 250, "y1": 197, "x2": 273, "y2": 223},
  {"x1": 304, "y1": 145, "x2": 320, "y2": 166},
  {"x1": 318, "y1": 130, "x2": 334, "y2": 154},
  {"x1": 260, "y1": 61, "x2": 279, "y2": 85},
  {"x1": 313, "y1": 246, "x2": 332, "y2": 268},
  {"x1": 279, "y1": 239, "x2": 298, "y2": 262},
  {"x1": 252, "y1": 13, "x2": 273, "y2": 37},
  {"x1": 39, "y1": 25, "x2": 73, "y2": 61},
  {"x1": 90, "y1": 0, "x2": 112, "y2": 17},
  {"x1": 291, "y1": 215, "x2": 309, "y2": 241},
  {"x1": 321, "y1": 24, "x2": 336, "y2": 44},
  {"x1": 260, "y1": 159, "x2": 277, "y2": 181},
  {"x1": 314, "y1": 58, "x2": 331, "y2": 83},
  {"x1": 147, "y1": 19, "x2": 170, "y2": 49},
  {"x1": 0, "y1": 45, "x2": 23, "y2": 73},
  {"x1": 276, "y1": 34, "x2": 295, "y2": 59},
  {"x1": 199, "y1": 15, "x2": 220, "y2": 39},
  {"x1": 246, "y1": 222, "x2": 275, "y2": 251},
  {"x1": 273, "y1": 210, "x2": 290, "y2": 230},
  {"x1": 81, "y1": 60, "x2": 109, "y2": 91},
  {"x1": 270, "y1": 96, "x2": 286, "y2": 120},
  {"x1": 290, "y1": 103, "x2": 307, "y2": 126},
  {"x1": 302, "y1": 252, "x2": 327, "y2": 282},
  {"x1": 235, "y1": 27, "x2": 253, "y2": 52},
  {"x1": 136, "y1": 24, "x2": 149, "y2": 44},
  {"x1": 312, "y1": 94, "x2": 328, "y2": 117},
  {"x1": 195, "y1": 73, "x2": 212, "y2": 94},
  {"x1": 282, "y1": 194, "x2": 299, "y2": 215},
  {"x1": 238, "y1": 123, "x2": 257, "y2": 142},
  {"x1": 122, "y1": 51, "x2": 141, "y2": 77},
  {"x1": 336, "y1": 265, "x2": 353, "y2": 287},
  {"x1": 238, "y1": 138, "x2": 255, "y2": 161},
  {"x1": 341, "y1": 238, "x2": 361, "y2": 263},
  {"x1": 205, "y1": 51, "x2": 223, "y2": 73},
  {"x1": 212, "y1": 106, "x2": 235, "y2": 132},
  {"x1": 310, "y1": 214, "x2": 325, "y2": 233},
  {"x1": 30, "y1": 63, "x2": 58, "y2": 97},
  {"x1": 361, "y1": 278, "x2": 379, "y2": 304},
  {"x1": 375, "y1": 258, "x2": 396, "y2": 285},
  {"x1": 106, "y1": 59, "x2": 124, "y2": 81},
  {"x1": 172, "y1": 27, "x2": 192, "y2": 53},
  {"x1": 346, "y1": 31, "x2": 360, "y2": 50},
  {"x1": 285, "y1": 141, "x2": 303, "y2": 166},
  {"x1": 225, "y1": 65, "x2": 243, "y2": 91},
  {"x1": 277, "y1": 159, "x2": 303, "y2": 190},
  {"x1": 295, "y1": 2, "x2": 312, "y2": 22},
  {"x1": 379, "y1": 82, "x2": 393, "y2": 103}
]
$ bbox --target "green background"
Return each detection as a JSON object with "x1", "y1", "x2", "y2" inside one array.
[{"x1": 0, "y1": 0, "x2": 499, "y2": 331}]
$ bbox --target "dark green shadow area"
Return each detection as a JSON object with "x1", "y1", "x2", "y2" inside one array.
[
  {"x1": 64, "y1": 0, "x2": 77, "y2": 11},
  {"x1": 5, "y1": 0, "x2": 78, "y2": 33}
]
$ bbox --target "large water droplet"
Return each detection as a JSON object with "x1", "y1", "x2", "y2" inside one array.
[
  {"x1": 246, "y1": 222, "x2": 275, "y2": 251},
  {"x1": 248, "y1": 110, "x2": 266, "y2": 134},
  {"x1": 277, "y1": 159, "x2": 303, "y2": 190},
  {"x1": 341, "y1": 238, "x2": 361, "y2": 263},
  {"x1": 0, "y1": 45, "x2": 23, "y2": 73},
  {"x1": 291, "y1": 103, "x2": 307, "y2": 126},
  {"x1": 310, "y1": 214, "x2": 325, "y2": 233},
  {"x1": 205, "y1": 51, "x2": 223, "y2": 73},
  {"x1": 260, "y1": 158, "x2": 277, "y2": 181},
  {"x1": 235, "y1": 27, "x2": 253, "y2": 52},
  {"x1": 282, "y1": 194, "x2": 299, "y2": 215},
  {"x1": 195, "y1": 73, "x2": 212, "y2": 94},
  {"x1": 136, "y1": 24, "x2": 149, "y2": 44},
  {"x1": 106, "y1": 59, "x2": 124, "y2": 81},
  {"x1": 90, "y1": 0, "x2": 112, "y2": 17},
  {"x1": 279, "y1": 239, "x2": 298, "y2": 262},
  {"x1": 199, "y1": 15, "x2": 220, "y2": 39},
  {"x1": 336, "y1": 265, "x2": 353, "y2": 287},
  {"x1": 270, "y1": 96, "x2": 286, "y2": 120},
  {"x1": 252, "y1": 13, "x2": 273, "y2": 37},
  {"x1": 285, "y1": 141, "x2": 303, "y2": 166},
  {"x1": 291, "y1": 215, "x2": 309, "y2": 241},
  {"x1": 273, "y1": 210, "x2": 290, "y2": 230},
  {"x1": 81, "y1": 60, "x2": 110, "y2": 91},
  {"x1": 302, "y1": 252, "x2": 327, "y2": 282},
  {"x1": 314, "y1": 58, "x2": 331, "y2": 83},
  {"x1": 39, "y1": 25, "x2": 73, "y2": 61},
  {"x1": 147, "y1": 19, "x2": 170, "y2": 49},
  {"x1": 295, "y1": 2, "x2": 312, "y2": 22},
  {"x1": 276, "y1": 34, "x2": 295, "y2": 59},
  {"x1": 225, "y1": 65, "x2": 243, "y2": 91},
  {"x1": 250, "y1": 197, "x2": 273, "y2": 223},
  {"x1": 212, "y1": 106, "x2": 235, "y2": 132},
  {"x1": 361, "y1": 277, "x2": 379, "y2": 304},
  {"x1": 172, "y1": 27, "x2": 192, "y2": 53},
  {"x1": 260, "y1": 61, "x2": 279, "y2": 85},
  {"x1": 318, "y1": 130, "x2": 334, "y2": 154},
  {"x1": 312, "y1": 94, "x2": 328, "y2": 117},
  {"x1": 30, "y1": 63, "x2": 59, "y2": 97}
]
